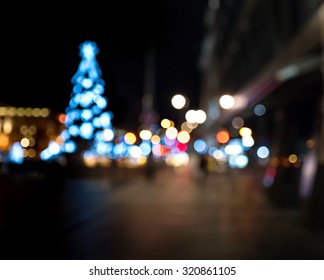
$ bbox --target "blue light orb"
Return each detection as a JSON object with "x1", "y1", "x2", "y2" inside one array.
[
  {"x1": 194, "y1": 139, "x2": 208, "y2": 154},
  {"x1": 80, "y1": 122, "x2": 94, "y2": 139}
]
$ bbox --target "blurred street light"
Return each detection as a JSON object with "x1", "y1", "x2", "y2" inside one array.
[
  {"x1": 185, "y1": 109, "x2": 207, "y2": 124},
  {"x1": 219, "y1": 94, "x2": 235, "y2": 109},
  {"x1": 171, "y1": 94, "x2": 187, "y2": 109}
]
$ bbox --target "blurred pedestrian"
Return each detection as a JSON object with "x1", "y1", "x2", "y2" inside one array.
[
  {"x1": 199, "y1": 154, "x2": 209, "y2": 183},
  {"x1": 145, "y1": 155, "x2": 155, "y2": 181}
]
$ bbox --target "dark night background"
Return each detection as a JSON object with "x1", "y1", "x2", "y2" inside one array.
[{"x1": 3, "y1": 1, "x2": 209, "y2": 130}]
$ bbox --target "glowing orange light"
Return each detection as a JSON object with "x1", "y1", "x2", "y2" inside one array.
[
  {"x1": 0, "y1": 133, "x2": 9, "y2": 151},
  {"x1": 216, "y1": 130, "x2": 230, "y2": 144},
  {"x1": 58, "y1": 113, "x2": 66, "y2": 124}
]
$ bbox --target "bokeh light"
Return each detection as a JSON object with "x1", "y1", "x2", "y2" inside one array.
[
  {"x1": 161, "y1": 119, "x2": 171, "y2": 128},
  {"x1": 257, "y1": 146, "x2": 270, "y2": 159},
  {"x1": 219, "y1": 94, "x2": 235, "y2": 109},
  {"x1": 216, "y1": 130, "x2": 230, "y2": 144},
  {"x1": 177, "y1": 130, "x2": 190, "y2": 144},
  {"x1": 194, "y1": 139, "x2": 208, "y2": 154},
  {"x1": 171, "y1": 94, "x2": 186, "y2": 109},
  {"x1": 124, "y1": 132, "x2": 137, "y2": 145},
  {"x1": 232, "y1": 117, "x2": 244, "y2": 129},
  {"x1": 165, "y1": 127, "x2": 178, "y2": 140},
  {"x1": 254, "y1": 104, "x2": 266, "y2": 116}
]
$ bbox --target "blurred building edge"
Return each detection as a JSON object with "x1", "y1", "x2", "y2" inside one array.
[
  {"x1": 198, "y1": 0, "x2": 324, "y2": 228},
  {"x1": 0, "y1": 104, "x2": 62, "y2": 166}
]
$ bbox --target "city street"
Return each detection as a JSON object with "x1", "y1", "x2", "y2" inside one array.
[
  {"x1": 1, "y1": 3, "x2": 323, "y2": 276},
  {"x1": 1, "y1": 162, "x2": 324, "y2": 260}
]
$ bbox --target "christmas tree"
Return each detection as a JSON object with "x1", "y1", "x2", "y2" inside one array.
[{"x1": 60, "y1": 41, "x2": 115, "y2": 165}]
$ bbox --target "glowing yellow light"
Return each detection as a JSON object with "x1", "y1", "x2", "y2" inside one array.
[
  {"x1": 161, "y1": 119, "x2": 171, "y2": 128},
  {"x1": 8, "y1": 107, "x2": 16, "y2": 116},
  {"x1": 32, "y1": 108, "x2": 41, "y2": 117},
  {"x1": 40, "y1": 108, "x2": 50, "y2": 117},
  {"x1": 25, "y1": 108, "x2": 33, "y2": 117},
  {"x1": 0, "y1": 107, "x2": 49, "y2": 118},
  {"x1": 0, "y1": 107, "x2": 6, "y2": 116},
  {"x1": 177, "y1": 130, "x2": 190, "y2": 144},
  {"x1": 239, "y1": 127, "x2": 252, "y2": 137},
  {"x1": 124, "y1": 132, "x2": 137, "y2": 145},
  {"x1": 17, "y1": 108, "x2": 24, "y2": 116},
  {"x1": 3, "y1": 118, "x2": 12, "y2": 134},
  {"x1": 288, "y1": 154, "x2": 298, "y2": 164}
]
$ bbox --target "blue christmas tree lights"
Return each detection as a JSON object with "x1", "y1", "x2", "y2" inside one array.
[{"x1": 41, "y1": 41, "x2": 115, "y2": 164}]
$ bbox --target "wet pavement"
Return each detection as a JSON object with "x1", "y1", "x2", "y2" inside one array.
[{"x1": 1, "y1": 164, "x2": 324, "y2": 260}]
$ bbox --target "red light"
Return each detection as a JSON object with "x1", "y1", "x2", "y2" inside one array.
[{"x1": 176, "y1": 142, "x2": 187, "y2": 152}]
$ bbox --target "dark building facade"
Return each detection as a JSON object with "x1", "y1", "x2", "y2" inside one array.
[{"x1": 199, "y1": 0, "x2": 324, "y2": 227}]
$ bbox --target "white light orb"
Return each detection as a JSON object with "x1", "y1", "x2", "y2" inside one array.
[
  {"x1": 171, "y1": 94, "x2": 186, "y2": 109},
  {"x1": 185, "y1": 110, "x2": 197, "y2": 123},
  {"x1": 219, "y1": 94, "x2": 235, "y2": 109},
  {"x1": 195, "y1": 110, "x2": 207, "y2": 124}
]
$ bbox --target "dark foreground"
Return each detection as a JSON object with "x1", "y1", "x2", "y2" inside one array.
[{"x1": 1, "y1": 162, "x2": 324, "y2": 260}]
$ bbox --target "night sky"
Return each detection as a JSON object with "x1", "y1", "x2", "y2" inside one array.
[{"x1": 3, "y1": 1, "x2": 209, "y2": 130}]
